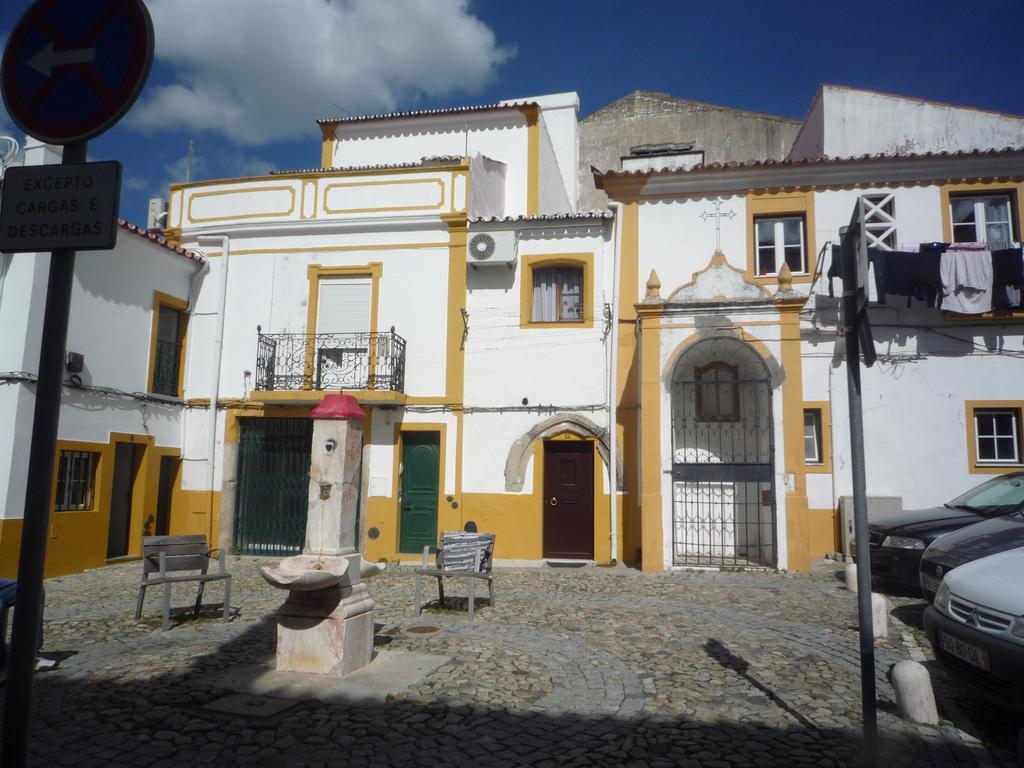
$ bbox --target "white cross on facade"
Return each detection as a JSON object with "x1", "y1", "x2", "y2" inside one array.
[{"x1": 699, "y1": 197, "x2": 736, "y2": 251}]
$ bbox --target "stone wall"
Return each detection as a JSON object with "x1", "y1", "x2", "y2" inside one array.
[{"x1": 579, "y1": 90, "x2": 801, "y2": 209}]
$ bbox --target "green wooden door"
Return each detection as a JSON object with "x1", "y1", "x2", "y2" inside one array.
[
  {"x1": 234, "y1": 418, "x2": 312, "y2": 556},
  {"x1": 399, "y1": 432, "x2": 439, "y2": 553}
]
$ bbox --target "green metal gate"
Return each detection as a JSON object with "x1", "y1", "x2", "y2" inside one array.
[{"x1": 234, "y1": 417, "x2": 313, "y2": 556}]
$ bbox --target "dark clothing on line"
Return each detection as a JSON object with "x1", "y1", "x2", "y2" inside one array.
[
  {"x1": 872, "y1": 245, "x2": 945, "y2": 307},
  {"x1": 992, "y1": 247, "x2": 1024, "y2": 309}
]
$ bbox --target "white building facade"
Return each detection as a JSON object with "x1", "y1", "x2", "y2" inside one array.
[{"x1": 0, "y1": 141, "x2": 206, "y2": 577}]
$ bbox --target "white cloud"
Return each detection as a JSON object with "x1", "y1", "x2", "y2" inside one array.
[{"x1": 131, "y1": 0, "x2": 513, "y2": 145}]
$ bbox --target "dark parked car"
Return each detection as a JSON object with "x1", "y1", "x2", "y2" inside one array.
[
  {"x1": 865, "y1": 472, "x2": 1024, "y2": 594},
  {"x1": 920, "y1": 508, "x2": 1024, "y2": 603}
]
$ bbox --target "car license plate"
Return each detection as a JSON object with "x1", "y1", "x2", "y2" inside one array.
[
  {"x1": 939, "y1": 631, "x2": 990, "y2": 671},
  {"x1": 921, "y1": 574, "x2": 941, "y2": 594}
]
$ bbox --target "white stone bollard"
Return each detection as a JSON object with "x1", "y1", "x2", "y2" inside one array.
[
  {"x1": 890, "y1": 661, "x2": 939, "y2": 725},
  {"x1": 871, "y1": 593, "x2": 889, "y2": 640},
  {"x1": 844, "y1": 563, "x2": 858, "y2": 592}
]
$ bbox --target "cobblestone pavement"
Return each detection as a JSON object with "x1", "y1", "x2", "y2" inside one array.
[{"x1": 1, "y1": 558, "x2": 1021, "y2": 767}]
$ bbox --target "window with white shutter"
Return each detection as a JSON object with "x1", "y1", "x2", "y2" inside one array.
[
  {"x1": 315, "y1": 277, "x2": 373, "y2": 388},
  {"x1": 316, "y1": 277, "x2": 371, "y2": 335}
]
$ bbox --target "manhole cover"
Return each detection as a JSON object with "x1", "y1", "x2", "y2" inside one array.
[
  {"x1": 202, "y1": 693, "x2": 299, "y2": 719},
  {"x1": 405, "y1": 625, "x2": 442, "y2": 635}
]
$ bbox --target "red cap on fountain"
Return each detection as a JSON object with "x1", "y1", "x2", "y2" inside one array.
[{"x1": 310, "y1": 393, "x2": 366, "y2": 421}]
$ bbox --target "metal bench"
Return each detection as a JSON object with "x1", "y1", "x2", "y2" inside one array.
[
  {"x1": 134, "y1": 535, "x2": 232, "y2": 631},
  {"x1": 414, "y1": 532, "x2": 495, "y2": 619}
]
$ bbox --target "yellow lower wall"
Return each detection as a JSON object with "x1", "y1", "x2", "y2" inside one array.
[
  {"x1": 0, "y1": 435, "x2": 207, "y2": 579},
  {"x1": 365, "y1": 437, "x2": 616, "y2": 564},
  {"x1": 807, "y1": 507, "x2": 839, "y2": 558}
]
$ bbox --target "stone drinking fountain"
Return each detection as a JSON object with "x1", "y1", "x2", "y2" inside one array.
[{"x1": 260, "y1": 393, "x2": 384, "y2": 677}]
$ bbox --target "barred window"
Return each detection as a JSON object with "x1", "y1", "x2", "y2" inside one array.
[{"x1": 55, "y1": 451, "x2": 98, "y2": 511}]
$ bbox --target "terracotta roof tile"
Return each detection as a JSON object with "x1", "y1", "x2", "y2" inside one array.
[
  {"x1": 594, "y1": 147, "x2": 1024, "y2": 180},
  {"x1": 317, "y1": 101, "x2": 535, "y2": 126},
  {"x1": 118, "y1": 220, "x2": 205, "y2": 264}
]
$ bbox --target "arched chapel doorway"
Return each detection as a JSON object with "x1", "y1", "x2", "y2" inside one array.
[{"x1": 670, "y1": 337, "x2": 777, "y2": 567}]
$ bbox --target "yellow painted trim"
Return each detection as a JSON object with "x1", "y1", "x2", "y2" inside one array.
[
  {"x1": 807, "y1": 507, "x2": 839, "y2": 559},
  {"x1": 965, "y1": 399, "x2": 1024, "y2": 474},
  {"x1": 803, "y1": 400, "x2": 833, "y2": 474},
  {"x1": 659, "y1": 319, "x2": 785, "y2": 330},
  {"x1": 320, "y1": 123, "x2": 337, "y2": 168},
  {"x1": 186, "y1": 184, "x2": 297, "y2": 224},
  {"x1": 452, "y1": 168, "x2": 470, "y2": 214},
  {"x1": 147, "y1": 291, "x2": 189, "y2": 397},
  {"x1": 659, "y1": 325, "x2": 779, "y2": 381},
  {"x1": 169, "y1": 162, "x2": 469, "y2": 193},
  {"x1": 519, "y1": 252, "x2": 596, "y2": 329},
  {"x1": 300, "y1": 180, "x2": 319, "y2": 221},
  {"x1": 519, "y1": 105, "x2": 540, "y2": 215},
  {"x1": 322, "y1": 178, "x2": 446, "y2": 215},
  {"x1": 939, "y1": 181, "x2": 1024, "y2": 243},
  {"x1": 393, "y1": 421, "x2": 450, "y2": 553},
  {"x1": 445, "y1": 218, "x2": 467, "y2": 403},
  {"x1": 636, "y1": 305, "x2": 664, "y2": 571},
  {"x1": 778, "y1": 303, "x2": 810, "y2": 572},
  {"x1": 198, "y1": 242, "x2": 450, "y2": 258},
  {"x1": 746, "y1": 191, "x2": 817, "y2": 286},
  {"x1": 251, "y1": 390, "x2": 407, "y2": 406},
  {"x1": 305, "y1": 263, "x2": 383, "y2": 385}
]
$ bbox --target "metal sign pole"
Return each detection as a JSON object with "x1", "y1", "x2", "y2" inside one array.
[
  {"x1": 839, "y1": 220, "x2": 878, "y2": 766},
  {"x1": 1, "y1": 139, "x2": 87, "y2": 768}
]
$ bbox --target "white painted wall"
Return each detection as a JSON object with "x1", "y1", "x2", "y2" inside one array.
[
  {"x1": 819, "y1": 86, "x2": 1024, "y2": 158},
  {"x1": 0, "y1": 228, "x2": 202, "y2": 520},
  {"x1": 331, "y1": 112, "x2": 531, "y2": 217},
  {"x1": 638, "y1": 196, "x2": 748, "y2": 303}
]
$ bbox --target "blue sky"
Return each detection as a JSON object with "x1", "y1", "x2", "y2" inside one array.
[{"x1": 3, "y1": 0, "x2": 1023, "y2": 226}]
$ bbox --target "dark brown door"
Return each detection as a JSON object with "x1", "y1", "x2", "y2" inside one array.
[
  {"x1": 543, "y1": 441, "x2": 594, "y2": 559},
  {"x1": 107, "y1": 443, "x2": 143, "y2": 558}
]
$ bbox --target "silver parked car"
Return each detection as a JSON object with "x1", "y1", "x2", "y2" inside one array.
[{"x1": 923, "y1": 547, "x2": 1024, "y2": 711}]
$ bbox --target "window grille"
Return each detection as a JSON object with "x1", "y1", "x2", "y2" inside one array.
[
  {"x1": 55, "y1": 451, "x2": 98, "y2": 511},
  {"x1": 863, "y1": 194, "x2": 897, "y2": 250}
]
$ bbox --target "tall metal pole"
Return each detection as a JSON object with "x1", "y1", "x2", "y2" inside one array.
[
  {"x1": 2, "y1": 139, "x2": 88, "y2": 768},
  {"x1": 839, "y1": 224, "x2": 878, "y2": 766}
]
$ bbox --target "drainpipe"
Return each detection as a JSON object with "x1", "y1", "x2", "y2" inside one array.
[
  {"x1": 607, "y1": 202, "x2": 623, "y2": 565},
  {"x1": 197, "y1": 235, "x2": 230, "y2": 543},
  {"x1": 178, "y1": 257, "x2": 210, "y2": 456}
]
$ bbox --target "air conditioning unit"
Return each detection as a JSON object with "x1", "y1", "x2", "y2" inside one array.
[
  {"x1": 467, "y1": 230, "x2": 517, "y2": 269},
  {"x1": 838, "y1": 495, "x2": 902, "y2": 561},
  {"x1": 147, "y1": 197, "x2": 169, "y2": 231}
]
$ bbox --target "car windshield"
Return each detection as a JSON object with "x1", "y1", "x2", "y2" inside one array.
[{"x1": 946, "y1": 474, "x2": 1024, "y2": 516}]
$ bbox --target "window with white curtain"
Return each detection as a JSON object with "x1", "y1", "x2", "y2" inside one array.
[
  {"x1": 531, "y1": 266, "x2": 583, "y2": 323},
  {"x1": 951, "y1": 194, "x2": 1015, "y2": 247}
]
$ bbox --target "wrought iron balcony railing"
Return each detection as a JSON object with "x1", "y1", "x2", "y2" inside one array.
[
  {"x1": 152, "y1": 339, "x2": 182, "y2": 397},
  {"x1": 255, "y1": 328, "x2": 406, "y2": 393}
]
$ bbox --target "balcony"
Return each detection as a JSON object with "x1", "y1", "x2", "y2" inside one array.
[{"x1": 254, "y1": 329, "x2": 406, "y2": 394}]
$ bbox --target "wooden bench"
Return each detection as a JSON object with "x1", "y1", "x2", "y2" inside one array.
[
  {"x1": 414, "y1": 532, "x2": 495, "y2": 619},
  {"x1": 134, "y1": 535, "x2": 232, "y2": 631}
]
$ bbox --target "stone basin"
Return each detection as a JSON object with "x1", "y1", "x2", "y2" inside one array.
[{"x1": 261, "y1": 554, "x2": 386, "y2": 592}]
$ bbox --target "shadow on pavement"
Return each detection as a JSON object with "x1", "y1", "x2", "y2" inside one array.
[{"x1": 0, "y1": 611, "x2": 1002, "y2": 767}]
